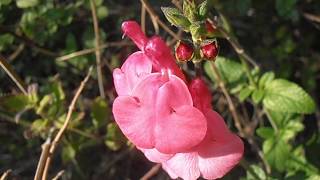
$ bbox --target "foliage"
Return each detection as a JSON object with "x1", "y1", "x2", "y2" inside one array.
[{"x1": 1, "y1": 0, "x2": 320, "y2": 179}]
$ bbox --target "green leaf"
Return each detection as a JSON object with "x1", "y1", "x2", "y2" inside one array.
[
  {"x1": 256, "y1": 127, "x2": 274, "y2": 139},
  {"x1": 263, "y1": 79, "x2": 316, "y2": 114},
  {"x1": 239, "y1": 87, "x2": 253, "y2": 102},
  {"x1": 0, "y1": 94, "x2": 33, "y2": 112},
  {"x1": 161, "y1": 7, "x2": 191, "y2": 31},
  {"x1": 263, "y1": 138, "x2": 290, "y2": 172},
  {"x1": 245, "y1": 165, "x2": 267, "y2": 180},
  {"x1": 281, "y1": 120, "x2": 304, "y2": 141},
  {"x1": 215, "y1": 56, "x2": 246, "y2": 84},
  {"x1": 91, "y1": 97, "x2": 108, "y2": 128},
  {"x1": 251, "y1": 89, "x2": 265, "y2": 104},
  {"x1": 182, "y1": 0, "x2": 197, "y2": 22},
  {"x1": 105, "y1": 123, "x2": 126, "y2": 151},
  {"x1": 62, "y1": 143, "x2": 76, "y2": 163},
  {"x1": 259, "y1": 71, "x2": 275, "y2": 88},
  {"x1": 198, "y1": 0, "x2": 209, "y2": 18},
  {"x1": 97, "y1": 6, "x2": 108, "y2": 19},
  {"x1": 189, "y1": 21, "x2": 205, "y2": 41},
  {"x1": 276, "y1": 0, "x2": 298, "y2": 20},
  {"x1": 31, "y1": 119, "x2": 48, "y2": 133},
  {"x1": 16, "y1": 0, "x2": 39, "y2": 8},
  {"x1": 0, "y1": 34, "x2": 14, "y2": 51},
  {"x1": 0, "y1": 0, "x2": 11, "y2": 6}
]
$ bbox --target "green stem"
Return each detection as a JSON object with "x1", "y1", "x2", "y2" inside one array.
[
  {"x1": 264, "y1": 108, "x2": 279, "y2": 133},
  {"x1": 240, "y1": 57, "x2": 257, "y2": 88}
]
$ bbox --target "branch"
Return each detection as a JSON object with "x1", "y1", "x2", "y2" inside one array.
[
  {"x1": 0, "y1": 54, "x2": 28, "y2": 95},
  {"x1": 56, "y1": 41, "x2": 132, "y2": 61},
  {"x1": 0, "y1": 170, "x2": 12, "y2": 180},
  {"x1": 140, "y1": 0, "x2": 180, "y2": 40},
  {"x1": 38, "y1": 67, "x2": 92, "y2": 180},
  {"x1": 90, "y1": 0, "x2": 105, "y2": 99},
  {"x1": 140, "y1": 164, "x2": 161, "y2": 180}
]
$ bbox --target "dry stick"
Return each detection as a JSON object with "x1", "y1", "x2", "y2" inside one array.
[
  {"x1": 8, "y1": 43, "x2": 25, "y2": 61},
  {"x1": 56, "y1": 41, "x2": 132, "y2": 61},
  {"x1": 0, "y1": 54, "x2": 27, "y2": 95},
  {"x1": 90, "y1": 0, "x2": 105, "y2": 99},
  {"x1": 140, "y1": 164, "x2": 161, "y2": 180},
  {"x1": 210, "y1": 62, "x2": 271, "y2": 173},
  {"x1": 40, "y1": 67, "x2": 93, "y2": 180},
  {"x1": 34, "y1": 142, "x2": 51, "y2": 180},
  {"x1": 210, "y1": 62, "x2": 243, "y2": 134},
  {"x1": 140, "y1": 0, "x2": 180, "y2": 40},
  {"x1": 0, "y1": 170, "x2": 12, "y2": 180},
  {"x1": 51, "y1": 170, "x2": 65, "y2": 180},
  {"x1": 141, "y1": 5, "x2": 147, "y2": 34}
]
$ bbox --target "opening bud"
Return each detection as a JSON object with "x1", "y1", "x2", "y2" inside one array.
[
  {"x1": 200, "y1": 41, "x2": 218, "y2": 60},
  {"x1": 175, "y1": 41, "x2": 194, "y2": 62}
]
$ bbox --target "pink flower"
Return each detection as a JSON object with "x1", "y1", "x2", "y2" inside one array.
[
  {"x1": 113, "y1": 21, "x2": 207, "y2": 154},
  {"x1": 112, "y1": 21, "x2": 244, "y2": 179}
]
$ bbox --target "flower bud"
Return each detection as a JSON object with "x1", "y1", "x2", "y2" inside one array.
[
  {"x1": 205, "y1": 20, "x2": 216, "y2": 34},
  {"x1": 175, "y1": 41, "x2": 194, "y2": 62},
  {"x1": 200, "y1": 42, "x2": 218, "y2": 60}
]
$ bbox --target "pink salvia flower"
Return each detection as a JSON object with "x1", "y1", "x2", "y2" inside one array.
[{"x1": 112, "y1": 21, "x2": 244, "y2": 180}]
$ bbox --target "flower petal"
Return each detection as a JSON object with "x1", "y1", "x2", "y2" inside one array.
[
  {"x1": 113, "y1": 51, "x2": 152, "y2": 96},
  {"x1": 162, "y1": 153, "x2": 200, "y2": 180},
  {"x1": 112, "y1": 96, "x2": 155, "y2": 148},
  {"x1": 138, "y1": 147, "x2": 173, "y2": 163},
  {"x1": 196, "y1": 110, "x2": 244, "y2": 179},
  {"x1": 197, "y1": 134, "x2": 244, "y2": 179},
  {"x1": 188, "y1": 78, "x2": 212, "y2": 112},
  {"x1": 145, "y1": 36, "x2": 186, "y2": 81},
  {"x1": 122, "y1": 21, "x2": 148, "y2": 50},
  {"x1": 154, "y1": 74, "x2": 207, "y2": 154}
]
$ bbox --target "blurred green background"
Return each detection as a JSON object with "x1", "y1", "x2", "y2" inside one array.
[{"x1": 0, "y1": 0, "x2": 320, "y2": 179}]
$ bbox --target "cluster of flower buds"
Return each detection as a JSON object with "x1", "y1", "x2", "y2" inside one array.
[{"x1": 175, "y1": 39, "x2": 219, "y2": 62}]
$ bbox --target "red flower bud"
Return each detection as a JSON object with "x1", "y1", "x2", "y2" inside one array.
[
  {"x1": 200, "y1": 42, "x2": 218, "y2": 60},
  {"x1": 175, "y1": 41, "x2": 194, "y2": 62},
  {"x1": 205, "y1": 20, "x2": 216, "y2": 34}
]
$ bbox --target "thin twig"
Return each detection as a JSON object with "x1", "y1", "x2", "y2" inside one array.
[
  {"x1": 0, "y1": 54, "x2": 27, "y2": 95},
  {"x1": 0, "y1": 170, "x2": 12, "y2": 180},
  {"x1": 207, "y1": 19, "x2": 258, "y2": 68},
  {"x1": 140, "y1": 0, "x2": 180, "y2": 40},
  {"x1": 8, "y1": 44, "x2": 25, "y2": 61},
  {"x1": 34, "y1": 141, "x2": 51, "y2": 180},
  {"x1": 41, "y1": 67, "x2": 93, "y2": 180},
  {"x1": 90, "y1": 0, "x2": 105, "y2": 99},
  {"x1": 140, "y1": 164, "x2": 161, "y2": 180},
  {"x1": 51, "y1": 170, "x2": 65, "y2": 180},
  {"x1": 210, "y1": 62, "x2": 271, "y2": 173},
  {"x1": 210, "y1": 62, "x2": 243, "y2": 133},
  {"x1": 141, "y1": 5, "x2": 146, "y2": 34},
  {"x1": 56, "y1": 41, "x2": 132, "y2": 61}
]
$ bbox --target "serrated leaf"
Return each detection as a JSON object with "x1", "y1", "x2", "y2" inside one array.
[
  {"x1": 281, "y1": 120, "x2": 304, "y2": 141},
  {"x1": 189, "y1": 21, "x2": 205, "y2": 41},
  {"x1": 215, "y1": 57, "x2": 245, "y2": 84},
  {"x1": 259, "y1": 71, "x2": 275, "y2": 88},
  {"x1": 183, "y1": 0, "x2": 197, "y2": 22},
  {"x1": 198, "y1": 0, "x2": 209, "y2": 18},
  {"x1": 239, "y1": 87, "x2": 253, "y2": 102},
  {"x1": 256, "y1": 127, "x2": 274, "y2": 139},
  {"x1": 161, "y1": 7, "x2": 191, "y2": 31},
  {"x1": 263, "y1": 79, "x2": 316, "y2": 114},
  {"x1": 16, "y1": 0, "x2": 39, "y2": 8},
  {"x1": 263, "y1": 138, "x2": 290, "y2": 172},
  {"x1": 252, "y1": 89, "x2": 265, "y2": 104}
]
